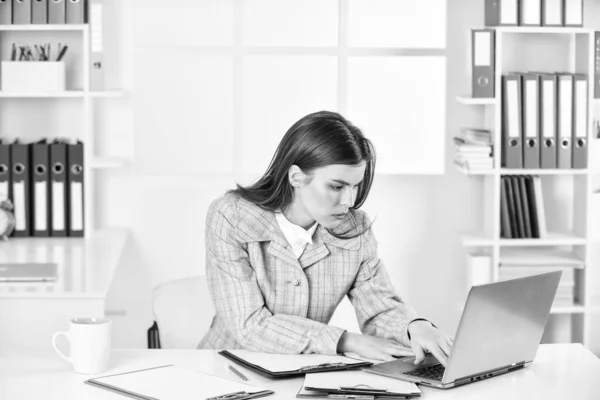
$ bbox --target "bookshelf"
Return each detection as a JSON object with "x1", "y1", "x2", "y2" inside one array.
[
  {"x1": 0, "y1": 19, "x2": 131, "y2": 352},
  {"x1": 457, "y1": 27, "x2": 597, "y2": 349}
]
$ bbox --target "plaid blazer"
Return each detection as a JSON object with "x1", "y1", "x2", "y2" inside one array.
[{"x1": 197, "y1": 192, "x2": 424, "y2": 355}]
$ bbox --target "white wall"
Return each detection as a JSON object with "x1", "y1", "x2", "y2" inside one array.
[{"x1": 101, "y1": 0, "x2": 547, "y2": 349}]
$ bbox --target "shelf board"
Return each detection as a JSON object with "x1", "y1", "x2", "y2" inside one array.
[
  {"x1": 0, "y1": 228, "x2": 129, "y2": 299},
  {"x1": 500, "y1": 248, "x2": 585, "y2": 268},
  {"x1": 495, "y1": 27, "x2": 591, "y2": 34},
  {"x1": 456, "y1": 166, "x2": 495, "y2": 176},
  {"x1": 90, "y1": 157, "x2": 130, "y2": 169},
  {"x1": 0, "y1": 91, "x2": 85, "y2": 98},
  {"x1": 500, "y1": 168, "x2": 587, "y2": 175},
  {"x1": 550, "y1": 304, "x2": 585, "y2": 314},
  {"x1": 456, "y1": 96, "x2": 496, "y2": 105},
  {"x1": 499, "y1": 233, "x2": 587, "y2": 247},
  {"x1": 0, "y1": 24, "x2": 87, "y2": 31}
]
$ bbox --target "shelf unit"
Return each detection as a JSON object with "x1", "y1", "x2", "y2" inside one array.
[
  {"x1": 0, "y1": 24, "x2": 130, "y2": 276},
  {"x1": 458, "y1": 27, "x2": 597, "y2": 348}
]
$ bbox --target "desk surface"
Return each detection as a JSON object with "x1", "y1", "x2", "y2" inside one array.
[{"x1": 1, "y1": 344, "x2": 598, "y2": 399}]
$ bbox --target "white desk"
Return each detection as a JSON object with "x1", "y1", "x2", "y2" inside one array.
[
  {"x1": 0, "y1": 344, "x2": 598, "y2": 399},
  {"x1": 0, "y1": 229, "x2": 129, "y2": 353}
]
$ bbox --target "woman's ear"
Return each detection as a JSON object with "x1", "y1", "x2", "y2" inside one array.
[{"x1": 288, "y1": 165, "x2": 306, "y2": 188}]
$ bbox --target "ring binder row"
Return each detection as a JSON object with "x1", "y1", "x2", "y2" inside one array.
[
  {"x1": 0, "y1": 0, "x2": 87, "y2": 25},
  {"x1": 484, "y1": 0, "x2": 583, "y2": 27},
  {"x1": 0, "y1": 138, "x2": 84, "y2": 238},
  {"x1": 501, "y1": 72, "x2": 588, "y2": 169}
]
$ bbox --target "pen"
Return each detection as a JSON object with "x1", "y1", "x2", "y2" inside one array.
[
  {"x1": 228, "y1": 365, "x2": 248, "y2": 381},
  {"x1": 56, "y1": 45, "x2": 68, "y2": 62}
]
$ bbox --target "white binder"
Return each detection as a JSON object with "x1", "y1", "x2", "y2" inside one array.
[
  {"x1": 563, "y1": 0, "x2": 583, "y2": 26},
  {"x1": 557, "y1": 74, "x2": 573, "y2": 169},
  {"x1": 520, "y1": 0, "x2": 541, "y2": 26}
]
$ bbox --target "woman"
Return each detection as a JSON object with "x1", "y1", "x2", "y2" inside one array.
[{"x1": 199, "y1": 111, "x2": 453, "y2": 365}]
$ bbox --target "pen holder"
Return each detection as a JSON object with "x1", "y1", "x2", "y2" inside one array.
[{"x1": 1, "y1": 61, "x2": 66, "y2": 92}]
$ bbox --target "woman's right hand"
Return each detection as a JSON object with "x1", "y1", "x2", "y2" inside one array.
[{"x1": 336, "y1": 332, "x2": 413, "y2": 361}]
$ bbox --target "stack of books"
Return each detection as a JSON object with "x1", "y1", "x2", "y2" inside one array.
[{"x1": 453, "y1": 128, "x2": 493, "y2": 172}]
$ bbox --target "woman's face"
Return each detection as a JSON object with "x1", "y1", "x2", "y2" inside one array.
[{"x1": 296, "y1": 162, "x2": 366, "y2": 229}]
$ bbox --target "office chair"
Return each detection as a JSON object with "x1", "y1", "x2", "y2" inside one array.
[{"x1": 151, "y1": 275, "x2": 215, "y2": 349}]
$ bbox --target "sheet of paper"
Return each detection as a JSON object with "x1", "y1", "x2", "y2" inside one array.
[
  {"x1": 90, "y1": 365, "x2": 272, "y2": 400},
  {"x1": 303, "y1": 370, "x2": 421, "y2": 395},
  {"x1": 227, "y1": 350, "x2": 365, "y2": 373}
]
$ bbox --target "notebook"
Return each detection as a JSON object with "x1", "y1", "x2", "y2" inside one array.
[
  {"x1": 219, "y1": 350, "x2": 372, "y2": 378},
  {"x1": 85, "y1": 364, "x2": 274, "y2": 400}
]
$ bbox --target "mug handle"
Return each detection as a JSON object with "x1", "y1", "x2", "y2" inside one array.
[{"x1": 52, "y1": 331, "x2": 72, "y2": 364}]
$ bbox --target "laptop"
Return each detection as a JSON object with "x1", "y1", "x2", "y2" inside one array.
[
  {"x1": 364, "y1": 270, "x2": 561, "y2": 389},
  {"x1": 0, "y1": 263, "x2": 58, "y2": 282}
]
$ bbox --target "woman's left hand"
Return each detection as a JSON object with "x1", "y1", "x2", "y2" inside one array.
[{"x1": 407, "y1": 320, "x2": 454, "y2": 367}]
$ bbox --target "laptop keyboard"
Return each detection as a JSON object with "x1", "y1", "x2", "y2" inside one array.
[{"x1": 405, "y1": 363, "x2": 445, "y2": 381}]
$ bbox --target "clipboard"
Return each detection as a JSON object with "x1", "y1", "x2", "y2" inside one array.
[
  {"x1": 85, "y1": 364, "x2": 275, "y2": 400},
  {"x1": 299, "y1": 370, "x2": 421, "y2": 399},
  {"x1": 218, "y1": 350, "x2": 372, "y2": 379}
]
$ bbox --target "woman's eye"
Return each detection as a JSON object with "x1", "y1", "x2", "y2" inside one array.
[{"x1": 331, "y1": 185, "x2": 343, "y2": 191}]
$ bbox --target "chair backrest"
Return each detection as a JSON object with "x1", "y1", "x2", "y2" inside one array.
[{"x1": 151, "y1": 276, "x2": 215, "y2": 349}]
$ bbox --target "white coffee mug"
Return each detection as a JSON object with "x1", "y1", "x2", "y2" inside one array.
[{"x1": 52, "y1": 317, "x2": 112, "y2": 374}]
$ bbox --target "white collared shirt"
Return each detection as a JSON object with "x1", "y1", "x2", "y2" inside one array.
[{"x1": 275, "y1": 212, "x2": 318, "y2": 259}]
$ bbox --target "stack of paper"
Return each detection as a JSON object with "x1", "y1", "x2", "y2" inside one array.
[{"x1": 454, "y1": 128, "x2": 493, "y2": 172}]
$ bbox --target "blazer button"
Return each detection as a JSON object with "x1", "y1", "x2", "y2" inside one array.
[{"x1": 291, "y1": 278, "x2": 300, "y2": 287}]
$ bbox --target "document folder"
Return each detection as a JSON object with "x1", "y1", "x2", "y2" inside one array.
[
  {"x1": 66, "y1": 0, "x2": 85, "y2": 24},
  {"x1": 471, "y1": 29, "x2": 495, "y2": 99},
  {"x1": 563, "y1": 0, "x2": 583, "y2": 27},
  {"x1": 557, "y1": 74, "x2": 573, "y2": 169},
  {"x1": 32, "y1": 139, "x2": 50, "y2": 237},
  {"x1": 502, "y1": 74, "x2": 523, "y2": 168},
  {"x1": 89, "y1": 0, "x2": 105, "y2": 90},
  {"x1": 595, "y1": 32, "x2": 600, "y2": 99},
  {"x1": 540, "y1": 74, "x2": 558, "y2": 168},
  {"x1": 32, "y1": 0, "x2": 48, "y2": 24},
  {"x1": 542, "y1": 0, "x2": 563, "y2": 26},
  {"x1": 50, "y1": 139, "x2": 68, "y2": 237},
  {"x1": 48, "y1": 0, "x2": 66, "y2": 24},
  {"x1": 299, "y1": 370, "x2": 421, "y2": 399},
  {"x1": 219, "y1": 350, "x2": 372, "y2": 379},
  {"x1": 67, "y1": 140, "x2": 84, "y2": 237},
  {"x1": 485, "y1": 0, "x2": 519, "y2": 26},
  {"x1": 11, "y1": 140, "x2": 31, "y2": 237},
  {"x1": 12, "y1": 0, "x2": 31, "y2": 24},
  {"x1": 86, "y1": 365, "x2": 275, "y2": 400},
  {"x1": 0, "y1": 0, "x2": 12, "y2": 24},
  {"x1": 520, "y1": 0, "x2": 541, "y2": 26},
  {"x1": 572, "y1": 74, "x2": 588, "y2": 169},
  {"x1": 0, "y1": 140, "x2": 10, "y2": 203},
  {"x1": 522, "y1": 73, "x2": 540, "y2": 169}
]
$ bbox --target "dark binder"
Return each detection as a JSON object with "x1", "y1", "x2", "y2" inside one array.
[
  {"x1": 0, "y1": 140, "x2": 11, "y2": 202},
  {"x1": 485, "y1": 0, "x2": 519, "y2": 26},
  {"x1": 503, "y1": 176, "x2": 519, "y2": 238},
  {"x1": 67, "y1": 140, "x2": 84, "y2": 237},
  {"x1": 31, "y1": 139, "x2": 50, "y2": 237},
  {"x1": 471, "y1": 29, "x2": 495, "y2": 99},
  {"x1": 522, "y1": 73, "x2": 540, "y2": 169},
  {"x1": 32, "y1": 0, "x2": 48, "y2": 24},
  {"x1": 502, "y1": 74, "x2": 523, "y2": 168},
  {"x1": 219, "y1": 350, "x2": 372, "y2": 379},
  {"x1": 11, "y1": 141, "x2": 31, "y2": 237},
  {"x1": 66, "y1": 0, "x2": 84, "y2": 23},
  {"x1": 540, "y1": 73, "x2": 558, "y2": 169},
  {"x1": 500, "y1": 177, "x2": 512, "y2": 239},
  {"x1": 50, "y1": 140, "x2": 68, "y2": 237},
  {"x1": 12, "y1": 0, "x2": 32, "y2": 24},
  {"x1": 511, "y1": 176, "x2": 526, "y2": 239},
  {"x1": 518, "y1": 176, "x2": 533, "y2": 238},
  {"x1": 524, "y1": 175, "x2": 540, "y2": 238},
  {"x1": 0, "y1": 0, "x2": 12, "y2": 24},
  {"x1": 572, "y1": 74, "x2": 588, "y2": 169},
  {"x1": 48, "y1": 0, "x2": 66, "y2": 24}
]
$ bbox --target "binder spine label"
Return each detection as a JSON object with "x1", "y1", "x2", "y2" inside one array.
[{"x1": 595, "y1": 32, "x2": 600, "y2": 99}]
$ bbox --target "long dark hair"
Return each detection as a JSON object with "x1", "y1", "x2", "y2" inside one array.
[{"x1": 230, "y1": 110, "x2": 376, "y2": 239}]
